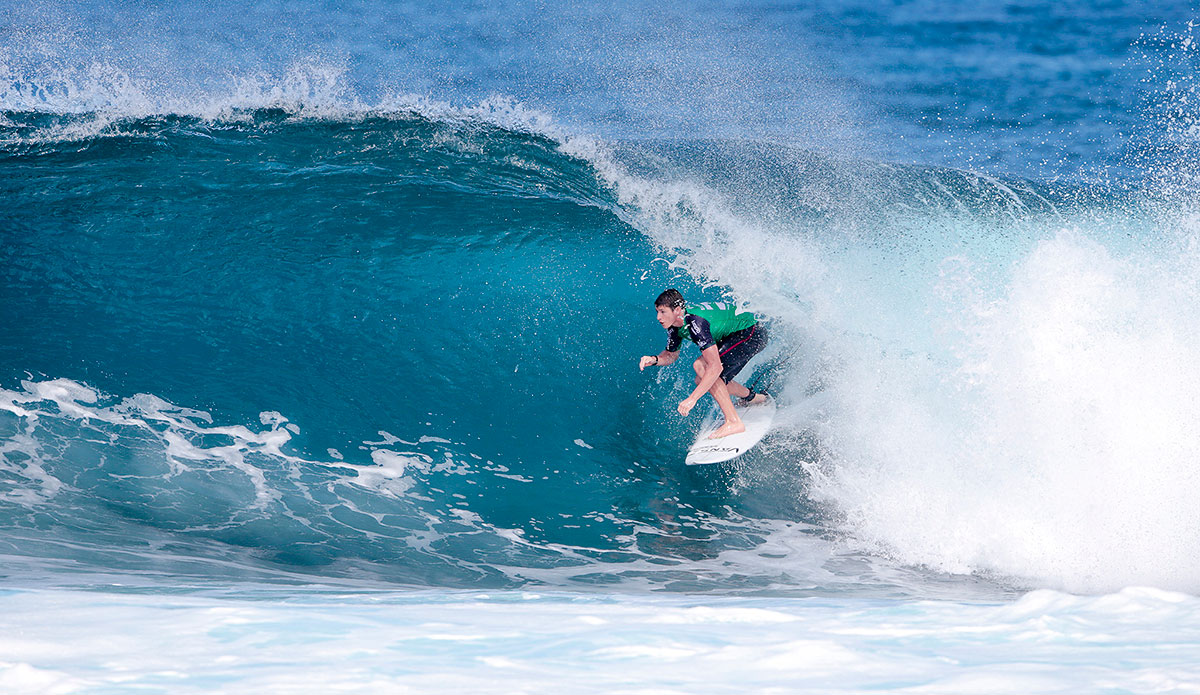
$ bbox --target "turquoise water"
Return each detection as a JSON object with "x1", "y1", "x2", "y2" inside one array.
[{"x1": 4, "y1": 1, "x2": 1200, "y2": 690}]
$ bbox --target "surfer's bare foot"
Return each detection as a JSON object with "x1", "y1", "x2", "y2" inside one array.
[
  {"x1": 709, "y1": 420, "x2": 746, "y2": 439},
  {"x1": 742, "y1": 393, "x2": 767, "y2": 406}
]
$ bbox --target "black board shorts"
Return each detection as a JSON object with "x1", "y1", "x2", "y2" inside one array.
[{"x1": 716, "y1": 324, "x2": 767, "y2": 383}]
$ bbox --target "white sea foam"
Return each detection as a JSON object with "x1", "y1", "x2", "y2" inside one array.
[
  {"x1": 781, "y1": 223, "x2": 1200, "y2": 594},
  {"x1": 0, "y1": 585, "x2": 1196, "y2": 694},
  {"x1": 0, "y1": 378, "x2": 431, "y2": 511}
]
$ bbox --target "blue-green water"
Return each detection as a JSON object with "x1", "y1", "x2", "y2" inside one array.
[{"x1": 0, "y1": 110, "x2": 864, "y2": 593}]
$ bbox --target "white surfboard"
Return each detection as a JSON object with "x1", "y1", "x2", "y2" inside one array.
[{"x1": 685, "y1": 395, "x2": 776, "y2": 465}]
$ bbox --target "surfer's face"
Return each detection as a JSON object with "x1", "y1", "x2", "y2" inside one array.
[{"x1": 656, "y1": 304, "x2": 684, "y2": 329}]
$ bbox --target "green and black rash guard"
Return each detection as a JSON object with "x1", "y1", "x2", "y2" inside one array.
[{"x1": 665, "y1": 302, "x2": 758, "y2": 352}]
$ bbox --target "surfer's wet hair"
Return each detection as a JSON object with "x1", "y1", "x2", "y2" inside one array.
[{"x1": 655, "y1": 289, "x2": 685, "y2": 309}]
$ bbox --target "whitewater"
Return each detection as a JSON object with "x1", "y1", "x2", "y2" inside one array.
[{"x1": 5, "y1": 0, "x2": 1200, "y2": 692}]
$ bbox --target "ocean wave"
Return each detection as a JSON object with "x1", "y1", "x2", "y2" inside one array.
[{"x1": 5, "y1": 87, "x2": 1200, "y2": 595}]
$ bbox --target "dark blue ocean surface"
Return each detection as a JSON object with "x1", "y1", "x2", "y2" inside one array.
[
  {"x1": 5, "y1": 0, "x2": 1197, "y2": 176},
  {"x1": 3, "y1": 1, "x2": 1200, "y2": 597}
]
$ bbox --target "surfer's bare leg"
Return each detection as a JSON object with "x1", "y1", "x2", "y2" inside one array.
[
  {"x1": 727, "y1": 379, "x2": 767, "y2": 405},
  {"x1": 707, "y1": 380, "x2": 747, "y2": 439},
  {"x1": 697, "y1": 370, "x2": 764, "y2": 407},
  {"x1": 693, "y1": 359, "x2": 744, "y2": 439}
]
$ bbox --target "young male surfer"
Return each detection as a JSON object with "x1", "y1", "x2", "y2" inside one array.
[{"x1": 639, "y1": 289, "x2": 768, "y2": 439}]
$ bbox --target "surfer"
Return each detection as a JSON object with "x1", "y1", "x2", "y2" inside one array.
[{"x1": 639, "y1": 289, "x2": 768, "y2": 439}]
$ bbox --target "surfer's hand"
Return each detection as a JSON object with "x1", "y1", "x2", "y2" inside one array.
[
  {"x1": 639, "y1": 355, "x2": 657, "y2": 371},
  {"x1": 677, "y1": 397, "x2": 696, "y2": 417}
]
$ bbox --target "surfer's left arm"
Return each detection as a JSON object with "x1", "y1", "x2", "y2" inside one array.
[
  {"x1": 677, "y1": 345, "x2": 724, "y2": 417},
  {"x1": 639, "y1": 350, "x2": 678, "y2": 370},
  {"x1": 641, "y1": 323, "x2": 684, "y2": 371}
]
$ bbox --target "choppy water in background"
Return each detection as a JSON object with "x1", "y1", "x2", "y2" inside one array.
[{"x1": 4, "y1": 0, "x2": 1200, "y2": 691}]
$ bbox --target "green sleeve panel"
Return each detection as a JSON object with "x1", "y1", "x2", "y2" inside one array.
[{"x1": 685, "y1": 302, "x2": 757, "y2": 343}]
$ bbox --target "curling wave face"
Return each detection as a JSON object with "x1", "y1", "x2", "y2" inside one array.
[{"x1": 0, "y1": 108, "x2": 861, "y2": 594}]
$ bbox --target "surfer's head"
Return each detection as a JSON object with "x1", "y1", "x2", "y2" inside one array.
[{"x1": 654, "y1": 289, "x2": 686, "y2": 329}]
